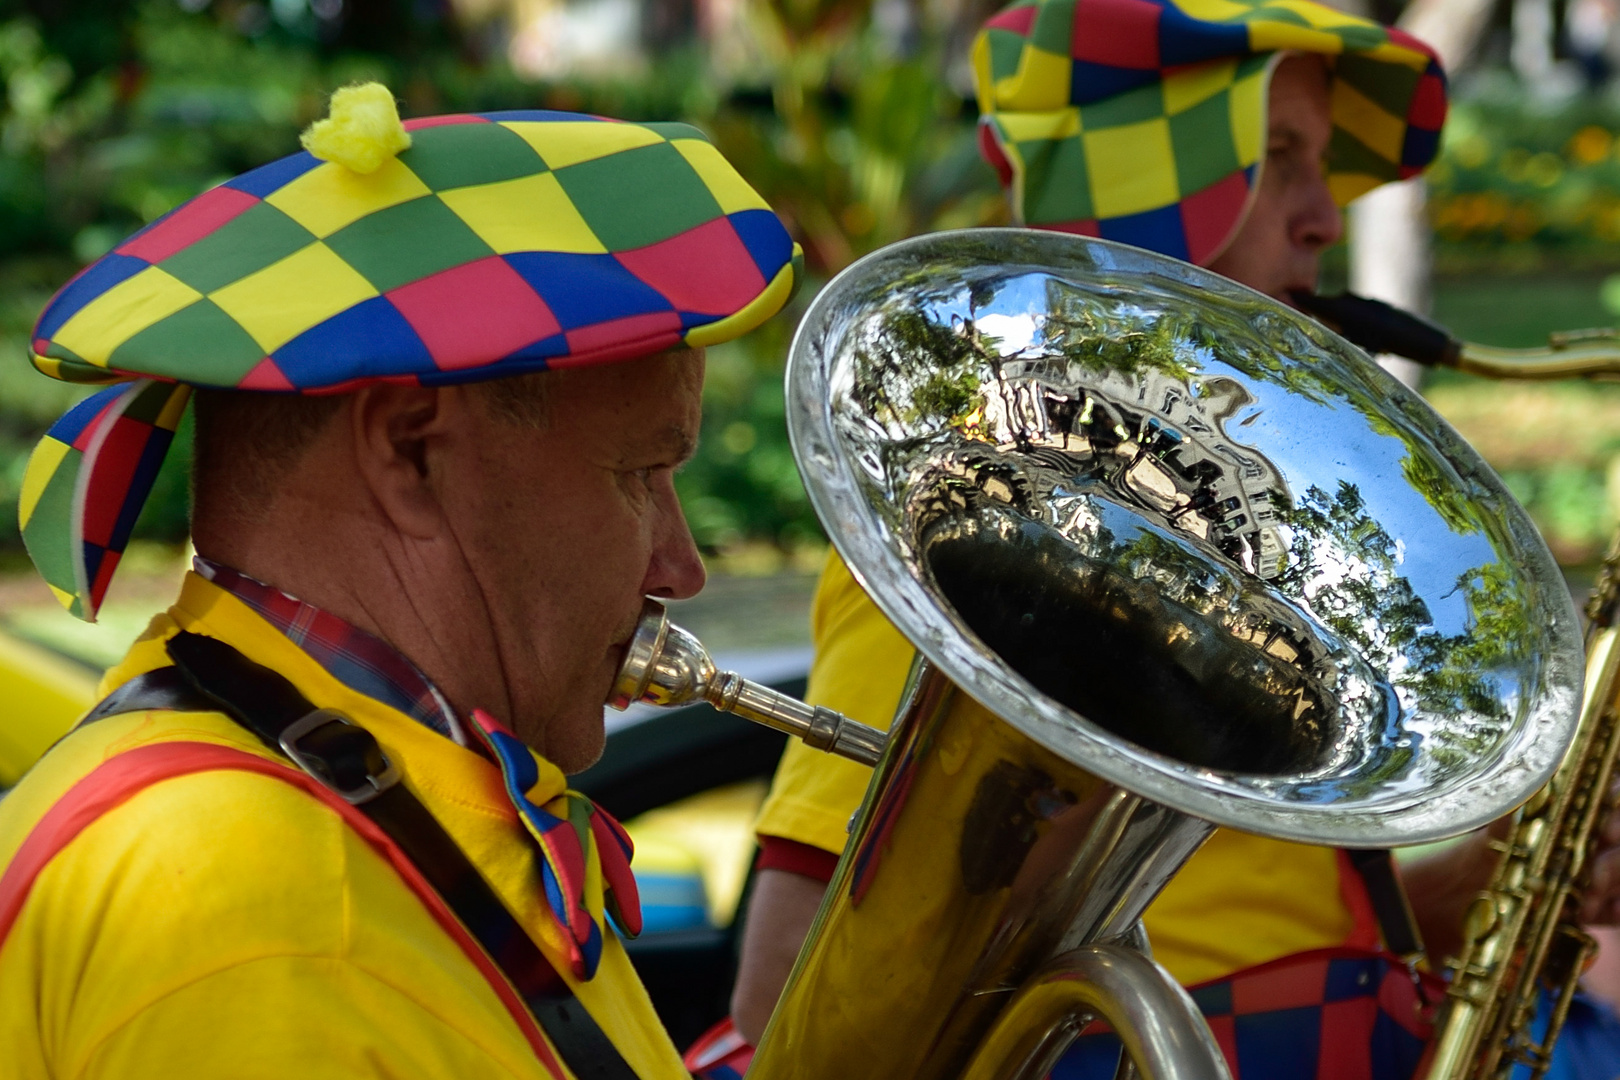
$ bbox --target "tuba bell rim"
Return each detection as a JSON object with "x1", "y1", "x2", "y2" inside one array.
[{"x1": 785, "y1": 227, "x2": 1584, "y2": 848}]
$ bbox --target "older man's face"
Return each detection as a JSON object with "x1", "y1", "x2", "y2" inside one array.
[
  {"x1": 454, "y1": 349, "x2": 707, "y2": 771},
  {"x1": 1208, "y1": 54, "x2": 1343, "y2": 303}
]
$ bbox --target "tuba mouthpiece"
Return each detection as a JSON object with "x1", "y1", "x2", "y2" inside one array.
[{"x1": 608, "y1": 599, "x2": 885, "y2": 767}]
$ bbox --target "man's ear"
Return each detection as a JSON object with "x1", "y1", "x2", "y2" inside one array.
[{"x1": 349, "y1": 384, "x2": 454, "y2": 540}]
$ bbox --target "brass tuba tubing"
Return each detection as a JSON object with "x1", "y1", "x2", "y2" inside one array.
[{"x1": 959, "y1": 945, "x2": 1228, "y2": 1080}]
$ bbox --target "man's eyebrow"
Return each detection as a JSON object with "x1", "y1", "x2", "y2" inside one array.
[{"x1": 659, "y1": 423, "x2": 699, "y2": 464}]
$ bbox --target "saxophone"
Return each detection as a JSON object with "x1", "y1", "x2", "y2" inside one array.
[
  {"x1": 1296, "y1": 291, "x2": 1620, "y2": 1080},
  {"x1": 1424, "y1": 547, "x2": 1620, "y2": 1079}
]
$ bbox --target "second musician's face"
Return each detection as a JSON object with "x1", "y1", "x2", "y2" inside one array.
[{"x1": 1207, "y1": 54, "x2": 1343, "y2": 305}]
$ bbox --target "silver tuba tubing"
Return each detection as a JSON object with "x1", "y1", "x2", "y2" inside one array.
[{"x1": 610, "y1": 229, "x2": 1586, "y2": 1080}]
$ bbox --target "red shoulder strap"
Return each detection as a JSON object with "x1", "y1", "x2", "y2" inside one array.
[{"x1": 0, "y1": 741, "x2": 569, "y2": 1078}]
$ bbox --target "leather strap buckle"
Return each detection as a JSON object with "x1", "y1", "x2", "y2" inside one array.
[{"x1": 278, "y1": 710, "x2": 401, "y2": 805}]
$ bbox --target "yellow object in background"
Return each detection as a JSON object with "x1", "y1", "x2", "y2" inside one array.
[{"x1": 0, "y1": 630, "x2": 95, "y2": 787}]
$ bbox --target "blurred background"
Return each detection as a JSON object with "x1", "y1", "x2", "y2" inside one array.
[{"x1": 6, "y1": 0, "x2": 1620, "y2": 639}]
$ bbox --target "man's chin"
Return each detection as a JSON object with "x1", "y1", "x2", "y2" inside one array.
[{"x1": 551, "y1": 713, "x2": 608, "y2": 776}]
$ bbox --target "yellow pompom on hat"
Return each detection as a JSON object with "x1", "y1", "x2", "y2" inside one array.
[{"x1": 299, "y1": 82, "x2": 413, "y2": 174}]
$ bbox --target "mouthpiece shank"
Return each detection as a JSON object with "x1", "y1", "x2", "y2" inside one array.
[{"x1": 608, "y1": 599, "x2": 885, "y2": 767}]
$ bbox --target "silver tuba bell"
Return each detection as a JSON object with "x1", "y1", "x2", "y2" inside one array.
[{"x1": 611, "y1": 229, "x2": 1586, "y2": 1080}]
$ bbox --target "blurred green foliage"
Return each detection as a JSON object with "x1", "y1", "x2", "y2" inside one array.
[
  {"x1": 1430, "y1": 77, "x2": 1620, "y2": 271},
  {"x1": 0, "y1": 0, "x2": 1001, "y2": 564}
]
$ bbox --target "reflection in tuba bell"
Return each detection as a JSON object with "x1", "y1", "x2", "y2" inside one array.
[{"x1": 612, "y1": 229, "x2": 1587, "y2": 1079}]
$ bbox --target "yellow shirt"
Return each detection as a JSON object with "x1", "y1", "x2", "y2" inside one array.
[
  {"x1": 0, "y1": 572, "x2": 686, "y2": 1080},
  {"x1": 755, "y1": 551, "x2": 1359, "y2": 986}
]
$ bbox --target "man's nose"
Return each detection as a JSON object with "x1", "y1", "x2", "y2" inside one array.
[
  {"x1": 1291, "y1": 169, "x2": 1344, "y2": 252},
  {"x1": 643, "y1": 498, "x2": 707, "y2": 601}
]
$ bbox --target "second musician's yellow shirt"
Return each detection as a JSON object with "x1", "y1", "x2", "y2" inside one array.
[{"x1": 755, "y1": 551, "x2": 1358, "y2": 987}]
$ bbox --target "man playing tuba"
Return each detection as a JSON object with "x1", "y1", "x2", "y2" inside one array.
[
  {"x1": 0, "y1": 84, "x2": 800, "y2": 1077},
  {"x1": 707, "y1": 3, "x2": 1620, "y2": 1078}
]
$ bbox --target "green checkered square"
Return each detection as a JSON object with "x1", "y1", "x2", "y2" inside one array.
[
  {"x1": 324, "y1": 195, "x2": 496, "y2": 293},
  {"x1": 1027, "y1": 0, "x2": 1076, "y2": 56},
  {"x1": 109, "y1": 299, "x2": 265, "y2": 385},
  {"x1": 553, "y1": 142, "x2": 726, "y2": 251},
  {"x1": 1169, "y1": 91, "x2": 1241, "y2": 195},
  {"x1": 986, "y1": 25, "x2": 1030, "y2": 83},
  {"x1": 1328, "y1": 126, "x2": 1396, "y2": 178},
  {"x1": 399, "y1": 122, "x2": 548, "y2": 192},
  {"x1": 1082, "y1": 83, "x2": 1167, "y2": 130},
  {"x1": 1336, "y1": 52, "x2": 1420, "y2": 116},
  {"x1": 1020, "y1": 135, "x2": 1094, "y2": 222},
  {"x1": 158, "y1": 202, "x2": 316, "y2": 294},
  {"x1": 1242, "y1": 4, "x2": 1312, "y2": 27},
  {"x1": 20, "y1": 461, "x2": 79, "y2": 589}
]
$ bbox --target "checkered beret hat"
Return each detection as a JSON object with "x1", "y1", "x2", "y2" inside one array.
[
  {"x1": 972, "y1": 0, "x2": 1447, "y2": 265},
  {"x1": 21, "y1": 86, "x2": 802, "y2": 619}
]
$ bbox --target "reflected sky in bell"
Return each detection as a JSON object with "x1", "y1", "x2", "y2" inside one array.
[{"x1": 922, "y1": 272, "x2": 1505, "y2": 642}]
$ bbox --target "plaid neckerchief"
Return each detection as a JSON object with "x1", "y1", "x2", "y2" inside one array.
[{"x1": 194, "y1": 557, "x2": 465, "y2": 745}]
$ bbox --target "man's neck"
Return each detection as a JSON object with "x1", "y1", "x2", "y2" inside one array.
[{"x1": 192, "y1": 499, "x2": 516, "y2": 738}]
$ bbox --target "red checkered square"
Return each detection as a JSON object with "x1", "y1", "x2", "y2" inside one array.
[
  {"x1": 1317, "y1": 998, "x2": 1377, "y2": 1080},
  {"x1": 1406, "y1": 70, "x2": 1446, "y2": 130},
  {"x1": 89, "y1": 547, "x2": 120, "y2": 611},
  {"x1": 118, "y1": 186, "x2": 261, "y2": 264},
  {"x1": 1040, "y1": 218, "x2": 1103, "y2": 237},
  {"x1": 81, "y1": 414, "x2": 152, "y2": 547},
  {"x1": 1376, "y1": 967, "x2": 1433, "y2": 1038},
  {"x1": 404, "y1": 114, "x2": 490, "y2": 131},
  {"x1": 985, "y1": 3, "x2": 1037, "y2": 34},
  {"x1": 1233, "y1": 957, "x2": 1329, "y2": 1013},
  {"x1": 388, "y1": 256, "x2": 561, "y2": 371},
  {"x1": 1180, "y1": 170, "x2": 1253, "y2": 264},
  {"x1": 239, "y1": 357, "x2": 296, "y2": 391},
  {"x1": 614, "y1": 218, "x2": 767, "y2": 317},
  {"x1": 1205, "y1": 1014, "x2": 1239, "y2": 1071},
  {"x1": 1071, "y1": 0, "x2": 1161, "y2": 69},
  {"x1": 563, "y1": 311, "x2": 684, "y2": 364}
]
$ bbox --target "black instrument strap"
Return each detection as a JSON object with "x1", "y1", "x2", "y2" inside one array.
[
  {"x1": 1345, "y1": 848, "x2": 1425, "y2": 961},
  {"x1": 85, "y1": 633, "x2": 639, "y2": 1080},
  {"x1": 82, "y1": 666, "x2": 208, "y2": 722}
]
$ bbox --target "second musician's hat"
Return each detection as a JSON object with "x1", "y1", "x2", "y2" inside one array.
[
  {"x1": 21, "y1": 83, "x2": 802, "y2": 620},
  {"x1": 972, "y1": 0, "x2": 1447, "y2": 265}
]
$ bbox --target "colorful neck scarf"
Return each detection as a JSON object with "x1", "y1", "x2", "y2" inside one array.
[
  {"x1": 971, "y1": 0, "x2": 1447, "y2": 265},
  {"x1": 468, "y1": 709, "x2": 641, "y2": 981},
  {"x1": 20, "y1": 84, "x2": 801, "y2": 622}
]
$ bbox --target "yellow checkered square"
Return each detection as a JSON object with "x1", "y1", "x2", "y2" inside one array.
[
  {"x1": 53, "y1": 266, "x2": 203, "y2": 366},
  {"x1": 1163, "y1": 58, "x2": 1238, "y2": 116},
  {"x1": 998, "y1": 107, "x2": 1083, "y2": 143},
  {"x1": 1263, "y1": 0, "x2": 1366, "y2": 29},
  {"x1": 1164, "y1": 0, "x2": 1257, "y2": 21},
  {"x1": 502, "y1": 121, "x2": 666, "y2": 170},
  {"x1": 1332, "y1": 78, "x2": 1405, "y2": 163},
  {"x1": 1361, "y1": 39, "x2": 1433, "y2": 72},
  {"x1": 17, "y1": 436, "x2": 68, "y2": 529},
  {"x1": 1229, "y1": 63, "x2": 1268, "y2": 166},
  {"x1": 1248, "y1": 23, "x2": 1348, "y2": 54},
  {"x1": 671, "y1": 139, "x2": 771, "y2": 214},
  {"x1": 210, "y1": 242, "x2": 378, "y2": 353},
  {"x1": 439, "y1": 173, "x2": 607, "y2": 255},
  {"x1": 1329, "y1": 170, "x2": 1382, "y2": 206},
  {"x1": 996, "y1": 46, "x2": 1072, "y2": 112},
  {"x1": 266, "y1": 158, "x2": 432, "y2": 238},
  {"x1": 1085, "y1": 118, "x2": 1179, "y2": 218}
]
